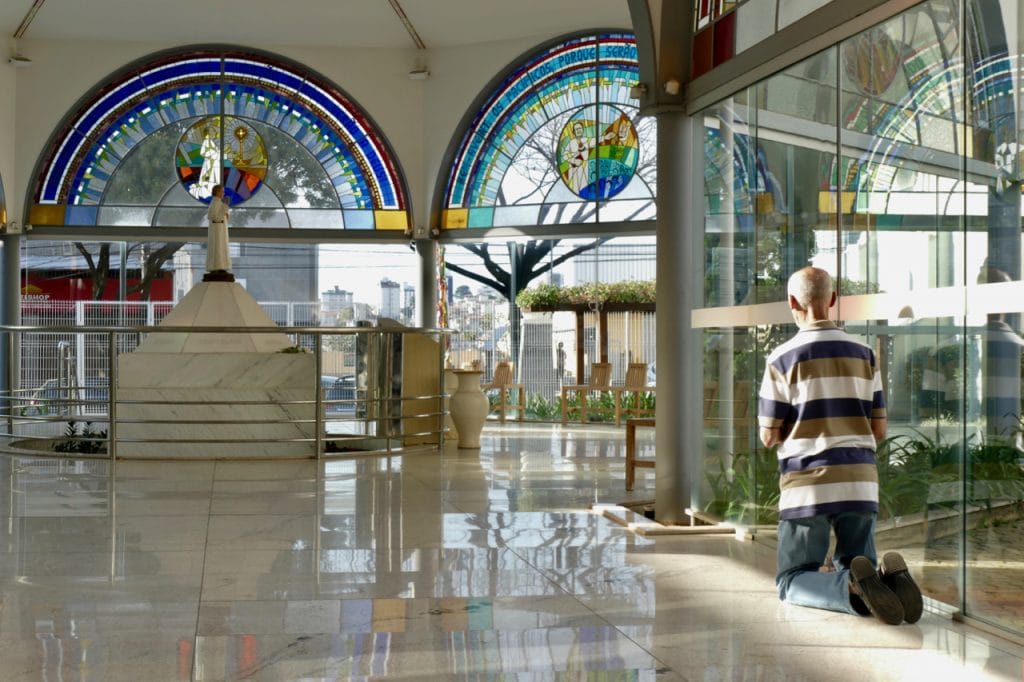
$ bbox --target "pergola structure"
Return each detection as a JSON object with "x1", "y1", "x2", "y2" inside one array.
[{"x1": 523, "y1": 300, "x2": 655, "y2": 381}]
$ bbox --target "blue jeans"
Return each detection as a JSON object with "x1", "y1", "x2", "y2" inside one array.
[{"x1": 776, "y1": 511, "x2": 877, "y2": 615}]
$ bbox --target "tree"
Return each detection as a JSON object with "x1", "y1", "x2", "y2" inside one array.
[
  {"x1": 126, "y1": 242, "x2": 186, "y2": 300},
  {"x1": 445, "y1": 240, "x2": 609, "y2": 302},
  {"x1": 74, "y1": 241, "x2": 185, "y2": 301},
  {"x1": 75, "y1": 243, "x2": 111, "y2": 301},
  {"x1": 444, "y1": 238, "x2": 610, "y2": 367}
]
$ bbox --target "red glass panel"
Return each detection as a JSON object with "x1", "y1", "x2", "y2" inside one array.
[
  {"x1": 693, "y1": 28, "x2": 714, "y2": 78},
  {"x1": 713, "y1": 11, "x2": 736, "y2": 67}
]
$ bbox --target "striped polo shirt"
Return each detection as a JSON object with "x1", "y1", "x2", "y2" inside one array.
[{"x1": 758, "y1": 320, "x2": 885, "y2": 520}]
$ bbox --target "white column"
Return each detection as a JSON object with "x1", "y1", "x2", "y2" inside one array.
[
  {"x1": 416, "y1": 239, "x2": 438, "y2": 329},
  {"x1": 0, "y1": 234, "x2": 20, "y2": 395},
  {"x1": 654, "y1": 112, "x2": 704, "y2": 523}
]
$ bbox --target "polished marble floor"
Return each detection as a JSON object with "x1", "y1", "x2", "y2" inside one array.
[{"x1": 0, "y1": 423, "x2": 1022, "y2": 681}]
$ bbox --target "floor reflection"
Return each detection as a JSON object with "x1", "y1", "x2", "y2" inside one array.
[{"x1": 0, "y1": 424, "x2": 1021, "y2": 680}]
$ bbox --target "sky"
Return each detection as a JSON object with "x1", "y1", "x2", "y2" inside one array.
[
  {"x1": 318, "y1": 244, "x2": 421, "y2": 306},
  {"x1": 317, "y1": 237, "x2": 657, "y2": 309}
]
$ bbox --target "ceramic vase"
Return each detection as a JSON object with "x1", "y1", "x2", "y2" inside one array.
[{"x1": 450, "y1": 370, "x2": 488, "y2": 448}]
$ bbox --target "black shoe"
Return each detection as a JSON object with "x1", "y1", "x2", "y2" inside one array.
[
  {"x1": 850, "y1": 555, "x2": 904, "y2": 625},
  {"x1": 879, "y1": 551, "x2": 923, "y2": 624}
]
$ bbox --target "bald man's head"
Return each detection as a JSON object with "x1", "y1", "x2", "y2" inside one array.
[{"x1": 788, "y1": 267, "x2": 833, "y2": 312}]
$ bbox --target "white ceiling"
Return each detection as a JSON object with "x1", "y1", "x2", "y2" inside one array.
[{"x1": 1, "y1": 0, "x2": 634, "y2": 50}]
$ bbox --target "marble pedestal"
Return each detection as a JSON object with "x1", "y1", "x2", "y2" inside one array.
[{"x1": 116, "y1": 281, "x2": 317, "y2": 459}]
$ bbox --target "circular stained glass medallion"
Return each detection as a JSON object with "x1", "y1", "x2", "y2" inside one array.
[
  {"x1": 175, "y1": 116, "x2": 268, "y2": 205},
  {"x1": 557, "y1": 106, "x2": 639, "y2": 200}
]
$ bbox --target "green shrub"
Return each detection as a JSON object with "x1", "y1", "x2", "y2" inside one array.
[
  {"x1": 525, "y1": 393, "x2": 561, "y2": 420},
  {"x1": 53, "y1": 421, "x2": 108, "y2": 455},
  {"x1": 704, "y1": 447, "x2": 780, "y2": 525},
  {"x1": 516, "y1": 280, "x2": 656, "y2": 309}
]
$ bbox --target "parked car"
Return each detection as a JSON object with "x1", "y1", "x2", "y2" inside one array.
[
  {"x1": 20, "y1": 377, "x2": 110, "y2": 416},
  {"x1": 321, "y1": 375, "x2": 356, "y2": 413},
  {"x1": 80, "y1": 377, "x2": 109, "y2": 414}
]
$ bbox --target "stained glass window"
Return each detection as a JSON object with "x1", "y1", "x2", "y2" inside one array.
[
  {"x1": 31, "y1": 51, "x2": 408, "y2": 231},
  {"x1": 439, "y1": 33, "x2": 656, "y2": 231}
]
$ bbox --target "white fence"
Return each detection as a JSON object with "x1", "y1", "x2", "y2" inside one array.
[
  {"x1": 19, "y1": 299, "x2": 656, "y2": 421},
  {"x1": 19, "y1": 301, "x2": 321, "y2": 397}
]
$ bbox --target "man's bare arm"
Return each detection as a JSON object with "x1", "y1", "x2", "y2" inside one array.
[{"x1": 872, "y1": 417, "x2": 887, "y2": 444}]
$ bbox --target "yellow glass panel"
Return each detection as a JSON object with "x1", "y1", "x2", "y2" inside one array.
[
  {"x1": 817, "y1": 192, "x2": 855, "y2": 214},
  {"x1": 817, "y1": 191, "x2": 835, "y2": 213},
  {"x1": 30, "y1": 204, "x2": 66, "y2": 225},
  {"x1": 755, "y1": 192, "x2": 774, "y2": 215},
  {"x1": 840, "y1": 191, "x2": 855, "y2": 214},
  {"x1": 374, "y1": 210, "x2": 408, "y2": 230},
  {"x1": 442, "y1": 208, "x2": 468, "y2": 229}
]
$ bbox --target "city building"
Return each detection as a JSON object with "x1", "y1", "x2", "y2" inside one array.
[
  {"x1": 379, "y1": 278, "x2": 401, "y2": 321},
  {"x1": 402, "y1": 283, "x2": 415, "y2": 324},
  {"x1": 321, "y1": 285, "x2": 354, "y2": 326}
]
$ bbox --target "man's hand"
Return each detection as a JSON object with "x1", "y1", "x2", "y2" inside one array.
[{"x1": 760, "y1": 426, "x2": 782, "y2": 449}]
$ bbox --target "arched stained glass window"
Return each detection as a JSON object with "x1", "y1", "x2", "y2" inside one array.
[
  {"x1": 439, "y1": 32, "x2": 656, "y2": 231},
  {"x1": 30, "y1": 50, "x2": 409, "y2": 232}
]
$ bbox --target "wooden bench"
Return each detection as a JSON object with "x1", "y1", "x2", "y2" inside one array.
[{"x1": 625, "y1": 417, "x2": 656, "y2": 490}]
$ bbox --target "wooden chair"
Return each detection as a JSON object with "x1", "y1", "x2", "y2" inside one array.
[
  {"x1": 703, "y1": 382, "x2": 719, "y2": 427},
  {"x1": 704, "y1": 380, "x2": 753, "y2": 445},
  {"x1": 561, "y1": 362, "x2": 612, "y2": 424},
  {"x1": 612, "y1": 362, "x2": 656, "y2": 426},
  {"x1": 482, "y1": 361, "x2": 525, "y2": 423}
]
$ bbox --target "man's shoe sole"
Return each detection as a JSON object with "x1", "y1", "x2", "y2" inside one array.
[
  {"x1": 880, "y1": 551, "x2": 923, "y2": 624},
  {"x1": 850, "y1": 555, "x2": 904, "y2": 625}
]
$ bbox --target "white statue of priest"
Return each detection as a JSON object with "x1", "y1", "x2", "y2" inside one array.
[{"x1": 203, "y1": 183, "x2": 234, "y2": 281}]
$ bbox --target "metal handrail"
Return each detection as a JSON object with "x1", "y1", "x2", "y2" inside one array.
[
  {"x1": 1, "y1": 323, "x2": 453, "y2": 460},
  {"x1": 2, "y1": 323, "x2": 450, "y2": 334}
]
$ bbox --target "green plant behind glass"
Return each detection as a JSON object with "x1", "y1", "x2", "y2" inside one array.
[{"x1": 704, "y1": 446, "x2": 780, "y2": 525}]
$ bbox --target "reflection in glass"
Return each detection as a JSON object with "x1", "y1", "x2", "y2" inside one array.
[
  {"x1": 700, "y1": 326, "x2": 771, "y2": 524},
  {"x1": 698, "y1": 0, "x2": 1024, "y2": 637}
]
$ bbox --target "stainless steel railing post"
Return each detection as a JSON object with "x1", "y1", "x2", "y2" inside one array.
[
  {"x1": 315, "y1": 336, "x2": 323, "y2": 460},
  {"x1": 4, "y1": 333, "x2": 12, "y2": 436},
  {"x1": 107, "y1": 332, "x2": 117, "y2": 460},
  {"x1": 437, "y1": 332, "x2": 446, "y2": 448}
]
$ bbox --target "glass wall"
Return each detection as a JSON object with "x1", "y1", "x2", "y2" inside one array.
[{"x1": 698, "y1": 0, "x2": 1024, "y2": 637}]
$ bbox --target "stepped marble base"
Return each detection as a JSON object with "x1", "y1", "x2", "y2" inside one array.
[{"x1": 117, "y1": 352, "x2": 316, "y2": 459}]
